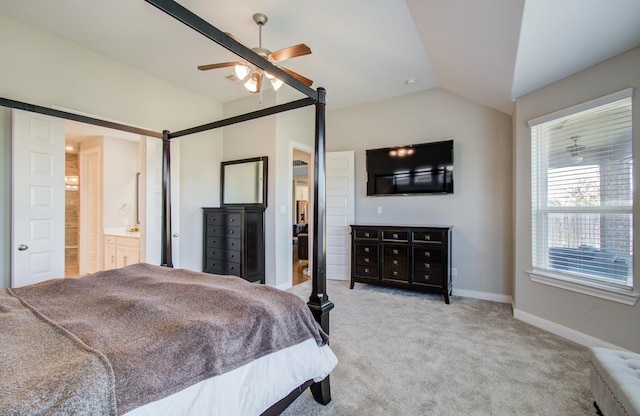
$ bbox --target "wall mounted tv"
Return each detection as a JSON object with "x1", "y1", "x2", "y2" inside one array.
[{"x1": 366, "y1": 140, "x2": 454, "y2": 196}]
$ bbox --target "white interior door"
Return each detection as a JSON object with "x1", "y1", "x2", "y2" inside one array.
[
  {"x1": 143, "y1": 137, "x2": 179, "y2": 266},
  {"x1": 325, "y1": 151, "x2": 355, "y2": 280},
  {"x1": 11, "y1": 109, "x2": 65, "y2": 287},
  {"x1": 170, "y1": 139, "x2": 180, "y2": 268}
]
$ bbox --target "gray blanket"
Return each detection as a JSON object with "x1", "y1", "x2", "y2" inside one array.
[{"x1": 5, "y1": 263, "x2": 328, "y2": 415}]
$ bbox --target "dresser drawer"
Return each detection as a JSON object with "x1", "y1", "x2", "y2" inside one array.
[
  {"x1": 355, "y1": 243, "x2": 378, "y2": 257},
  {"x1": 384, "y1": 244, "x2": 408, "y2": 258},
  {"x1": 225, "y1": 262, "x2": 241, "y2": 276},
  {"x1": 413, "y1": 258, "x2": 444, "y2": 273},
  {"x1": 204, "y1": 258, "x2": 242, "y2": 276},
  {"x1": 382, "y1": 229, "x2": 409, "y2": 242},
  {"x1": 225, "y1": 213, "x2": 242, "y2": 225},
  {"x1": 225, "y1": 225, "x2": 241, "y2": 238},
  {"x1": 354, "y1": 264, "x2": 378, "y2": 278},
  {"x1": 206, "y1": 225, "x2": 225, "y2": 237},
  {"x1": 204, "y1": 258, "x2": 226, "y2": 274},
  {"x1": 353, "y1": 228, "x2": 379, "y2": 240},
  {"x1": 226, "y1": 238, "x2": 241, "y2": 251},
  {"x1": 225, "y1": 249, "x2": 241, "y2": 263},
  {"x1": 412, "y1": 270, "x2": 444, "y2": 287},
  {"x1": 206, "y1": 246, "x2": 225, "y2": 260},
  {"x1": 413, "y1": 230, "x2": 445, "y2": 244},
  {"x1": 207, "y1": 236, "x2": 225, "y2": 249},
  {"x1": 413, "y1": 246, "x2": 443, "y2": 263},
  {"x1": 206, "y1": 212, "x2": 226, "y2": 225},
  {"x1": 383, "y1": 245, "x2": 409, "y2": 281},
  {"x1": 355, "y1": 254, "x2": 378, "y2": 267}
]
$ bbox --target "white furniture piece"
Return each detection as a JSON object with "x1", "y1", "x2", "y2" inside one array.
[
  {"x1": 104, "y1": 232, "x2": 140, "y2": 270},
  {"x1": 589, "y1": 347, "x2": 640, "y2": 416}
]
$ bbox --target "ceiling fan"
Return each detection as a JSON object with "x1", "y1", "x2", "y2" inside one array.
[
  {"x1": 566, "y1": 136, "x2": 585, "y2": 164},
  {"x1": 197, "y1": 13, "x2": 312, "y2": 93}
]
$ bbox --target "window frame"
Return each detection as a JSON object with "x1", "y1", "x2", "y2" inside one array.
[{"x1": 527, "y1": 88, "x2": 638, "y2": 305}]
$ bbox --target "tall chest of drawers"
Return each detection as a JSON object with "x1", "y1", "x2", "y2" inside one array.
[
  {"x1": 350, "y1": 225, "x2": 453, "y2": 303},
  {"x1": 202, "y1": 207, "x2": 265, "y2": 283}
]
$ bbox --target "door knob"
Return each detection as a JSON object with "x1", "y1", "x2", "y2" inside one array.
[
  {"x1": 173, "y1": 233, "x2": 179, "y2": 238},
  {"x1": 17, "y1": 244, "x2": 29, "y2": 251}
]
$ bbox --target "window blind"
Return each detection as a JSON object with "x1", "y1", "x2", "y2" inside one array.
[{"x1": 530, "y1": 90, "x2": 633, "y2": 288}]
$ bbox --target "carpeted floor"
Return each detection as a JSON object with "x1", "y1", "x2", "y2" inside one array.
[{"x1": 283, "y1": 280, "x2": 597, "y2": 416}]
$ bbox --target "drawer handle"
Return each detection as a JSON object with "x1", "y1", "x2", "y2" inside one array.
[
  {"x1": 425, "y1": 235, "x2": 431, "y2": 241},
  {"x1": 229, "y1": 230, "x2": 234, "y2": 234},
  {"x1": 365, "y1": 258, "x2": 370, "y2": 263},
  {"x1": 424, "y1": 263, "x2": 430, "y2": 269},
  {"x1": 364, "y1": 232, "x2": 370, "y2": 237},
  {"x1": 364, "y1": 268, "x2": 369, "y2": 273},
  {"x1": 229, "y1": 218, "x2": 235, "y2": 222},
  {"x1": 424, "y1": 252, "x2": 431, "y2": 258},
  {"x1": 393, "y1": 233, "x2": 398, "y2": 239},
  {"x1": 364, "y1": 247, "x2": 369, "y2": 253},
  {"x1": 424, "y1": 274, "x2": 430, "y2": 280},
  {"x1": 393, "y1": 260, "x2": 398, "y2": 265},
  {"x1": 393, "y1": 271, "x2": 398, "y2": 276},
  {"x1": 393, "y1": 249, "x2": 398, "y2": 255}
]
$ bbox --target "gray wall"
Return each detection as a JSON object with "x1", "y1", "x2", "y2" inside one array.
[
  {"x1": 513, "y1": 47, "x2": 640, "y2": 352},
  {"x1": 326, "y1": 88, "x2": 514, "y2": 300}
]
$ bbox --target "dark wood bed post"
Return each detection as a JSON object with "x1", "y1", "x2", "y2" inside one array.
[
  {"x1": 161, "y1": 130, "x2": 173, "y2": 268},
  {"x1": 308, "y1": 87, "x2": 333, "y2": 405}
]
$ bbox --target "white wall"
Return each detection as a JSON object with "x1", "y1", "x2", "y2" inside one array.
[
  {"x1": 326, "y1": 88, "x2": 514, "y2": 300},
  {"x1": 0, "y1": 15, "x2": 222, "y2": 287},
  {"x1": 102, "y1": 137, "x2": 139, "y2": 229},
  {"x1": 513, "y1": 47, "x2": 640, "y2": 352}
]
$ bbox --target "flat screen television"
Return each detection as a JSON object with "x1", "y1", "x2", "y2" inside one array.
[{"x1": 366, "y1": 140, "x2": 454, "y2": 196}]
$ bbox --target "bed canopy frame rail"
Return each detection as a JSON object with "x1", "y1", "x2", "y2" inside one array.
[{"x1": 2, "y1": 0, "x2": 333, "y2": 409}]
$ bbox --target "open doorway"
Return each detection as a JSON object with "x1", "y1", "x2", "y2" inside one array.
[
  {"x1": 292, "y1": 148, "x2": 312, "y2": 286},
  {"x1": 63, "y1": 121, "x2": 142, "y2": 278}
]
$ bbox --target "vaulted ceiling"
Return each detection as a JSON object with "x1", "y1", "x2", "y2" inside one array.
[{"x1": 1, "y1": 0, "x2": 639, "y2": 115}]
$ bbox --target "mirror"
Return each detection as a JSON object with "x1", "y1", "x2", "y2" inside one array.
[{"x1": 221, "y1": 156, "x2": 268, "y2": 207}]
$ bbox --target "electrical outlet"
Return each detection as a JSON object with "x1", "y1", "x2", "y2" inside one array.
[
  {"x1": 377, "y1": 206, "x2": 382, "y2": 214},
  {"x1": 451, "y1": 267, "x2": 458, "y2": 277}
]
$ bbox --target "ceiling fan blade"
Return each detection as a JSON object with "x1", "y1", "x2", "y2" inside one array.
[
  {"x1": 279, "y1": 66, "x2": 313, "y2": 86},
  {"x1": 270, "y1": 44, "x2": 311, "y2": 62},
  {"x1": 225, "y1": 32, "x2": 246, "y2": 46},
  {"x1": 197, "y1": 62, "x2": 241, "y2": 71}
]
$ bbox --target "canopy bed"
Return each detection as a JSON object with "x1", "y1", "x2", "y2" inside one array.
[{"x1": 0, "y1": 0, "x2": 335, "y2": 414}]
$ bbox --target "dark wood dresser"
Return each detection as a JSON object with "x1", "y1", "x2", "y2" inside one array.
[
  {"x1": 203, "y1": 207, "x2": 265, "y2": 283},
  {"x1": 350, "y1": 224, "x2": 453, "y2": 303}
]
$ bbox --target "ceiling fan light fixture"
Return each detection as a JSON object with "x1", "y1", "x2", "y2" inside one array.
[
  {"x1": 244, "y1": 74, "x2": 259, "y2": 93},
  {"x1": 270, "y1": 77, "x2": 283, "y2": 91},
  {"x1": 234, "y1": 63, "x2": 251, "y2": 80}
]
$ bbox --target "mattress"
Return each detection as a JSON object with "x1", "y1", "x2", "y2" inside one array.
[{"x1": 125, "y1": 338, "x2": 337, "y2": 416}]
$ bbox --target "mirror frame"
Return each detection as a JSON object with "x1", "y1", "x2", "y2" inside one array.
[{"x1": 221, "y1": 156, "x2": 268, "y2": 208}]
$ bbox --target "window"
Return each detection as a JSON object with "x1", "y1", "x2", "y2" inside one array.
[{"x1": 529, "y1": 89, "x2": 633, "y2": 291}]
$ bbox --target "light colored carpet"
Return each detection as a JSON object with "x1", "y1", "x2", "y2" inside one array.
[{"x1": 283, "y1": 280, "x2": 596, "y2": 416}]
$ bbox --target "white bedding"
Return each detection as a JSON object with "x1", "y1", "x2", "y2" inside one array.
[{"x1": 125, "y1": 338, "x2": 338, "y2": 416}]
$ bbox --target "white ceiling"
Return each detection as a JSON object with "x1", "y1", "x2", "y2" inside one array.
[{"x1": 1, "y1": 0, "x2": 639, "y2": 115}]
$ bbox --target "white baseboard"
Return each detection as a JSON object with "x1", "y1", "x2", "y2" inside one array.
[
  {"x1": 513, "y1": 308, "x2": 627, "y2": 351},
  {"x1": 275, "y1": 282, "x2": 292, "y2": 291},
  {"x1": 453, "y1": 288, "x2": 513, "y2": 304}
]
